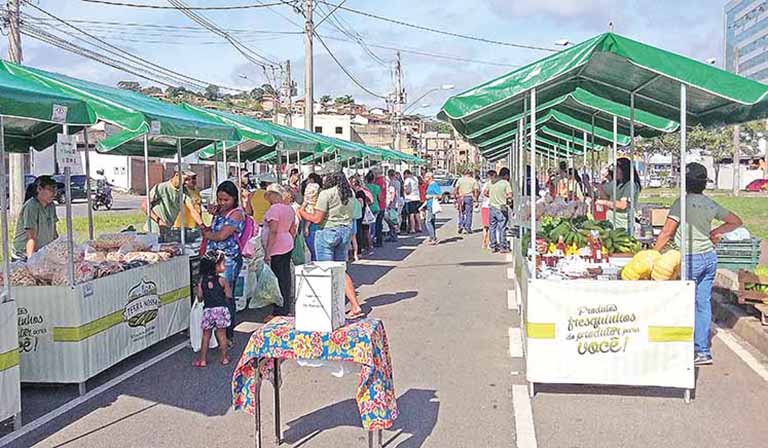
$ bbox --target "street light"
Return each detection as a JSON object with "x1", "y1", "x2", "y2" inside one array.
[
  {"x1": 402, "y1": 84, "x2": 455, "y2": 114},
  {"x1": 706, "y1": 58, "x2": 717, "y2": 65},
  {"x1": 555, "y1": 39, "x2": 572, "y2": 47}
]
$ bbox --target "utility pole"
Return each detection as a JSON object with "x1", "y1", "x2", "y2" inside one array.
[
  {"x1": 284, "y1": 60, "x2": 293, "y2": 127},
  {"x1": 733, "y1": 48, "x2": 741, "y2": 196},
  {"x1": 393, "y1": 52, "x2": 405, "y2": 152},
  {"x1": 272, "y1": 65, "x2": 281, "y2": 125},
  {"x1": 304, "y1": 0, "x2": 314, "y2": 132},
  {"x1": 7, "y1": 0, "x2": 25, "y2": 216}
]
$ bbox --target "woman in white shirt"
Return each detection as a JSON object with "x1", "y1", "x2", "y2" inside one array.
[{"x1": 480, "y1": 170, "x2": 496, "y2": 249}]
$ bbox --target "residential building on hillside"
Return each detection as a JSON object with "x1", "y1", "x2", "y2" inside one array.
[
  {"x1": 724, "y1": 0, "x2": 768, "y2": 81},
  {"x1": 292, "y1": 114, "x2": 365, "y2": 143},
  {"x1": 415, "y1": 131, "x2": 478, "y2": 173}
]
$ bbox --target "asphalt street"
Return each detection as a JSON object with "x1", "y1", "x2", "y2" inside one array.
[
  {"x1": 3, "y1": 207, "x2": 768, "y2": 447},
  {"x1": 54, "y1": 193, "x2": 144, "y2": 218}
]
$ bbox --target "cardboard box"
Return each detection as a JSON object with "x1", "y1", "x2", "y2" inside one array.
[
  {"x1": 295, "y1": 262, "x2": 346, "y2": 333},
  {"x1": 651, "y1": 208, "x2": 669, "y2": 227}
]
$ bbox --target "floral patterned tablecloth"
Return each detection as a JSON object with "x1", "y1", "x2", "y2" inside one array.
[{"x1": 231, "y1": 316, "x2": 398, "y2": 430}]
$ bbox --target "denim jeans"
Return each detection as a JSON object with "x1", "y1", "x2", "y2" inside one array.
[
  {"x1": 222, "y1": 254, "x2": 243, "y2": 340},
  {"x1": 306, "y1": 223, "x2": 319, "y2": 261},
  {"x1": 374, "y1": 210, "x2": 385, "y2": 246},
  {"x1": 488, "y1": 207, "x2": 508, "y2": 250},
  {"x1": 315, "y1": 225, "x2": 353, "y2": 262},
  {"x1": 458, "y1": 196, "x2": 474, "y2": 233},
  {"x1": 425, "y1": 208, "x2": 437, "y2": 241},
  {"x1": 687, "y1": 251, "x2": 718, "y2": 356}
]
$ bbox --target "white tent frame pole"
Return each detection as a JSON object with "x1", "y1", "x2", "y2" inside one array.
[
  {"x1": 63, "y1": 125, "x2": 75, "y2": 286},
  {"x1": 213, "y1": 149, "x2": 219, "y2": 189},
  {"x1": 0, "y1": 116, "x2": 10, "y2": 302},
  {"x1": 222, "y1": 141, "x2": 228, "y2": 180},
  {"x1": 143, "y1": 134, "x2": 151, "y2": 232},
  {"x1": 629, "y1": 92, "x2": 636, "y2": 236},
  {"x1": 236, "y1": 144, "x2": 242, "y2": 185},
  {"x1": 582, "y1": 131, "x2": 588, "y2": 173},
  {"x1": 530, "y1": 88, "x2": 537, "y2": 281},
  {"x1": 83, "y1": 128, "x2": 94, "y2": 240},
  {"x1": 591, "y1": 114, "x2": 597, "y2": 182},
  {"x1": 518, "y1": 117, "x2": 524, "y2": 194},
  {"x1": 177, "y1": 139, "x2": 186, "y2": 253},
  {"x1": 612, "y1": 115, "x2": 618, "y2": 229},
  {"x1": 680, "y1": 84, "x2": 688, "y2": 281}
]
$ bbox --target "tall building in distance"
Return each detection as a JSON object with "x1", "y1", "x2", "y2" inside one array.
[{"x1": 724, "y1": 1, "x2": 768, "y2": 80}]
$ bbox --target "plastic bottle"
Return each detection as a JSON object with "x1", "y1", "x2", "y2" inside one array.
[{"x1": 589, "y1": 230, "x2": 603, "y2": 263}]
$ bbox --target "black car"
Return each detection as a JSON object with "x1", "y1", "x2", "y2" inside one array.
[{"x1": 24, "y1": 174, "x2": 88, "y2": 203}]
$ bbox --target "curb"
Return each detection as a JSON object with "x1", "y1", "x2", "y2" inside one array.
[{"x1": 712, "y1": 287, "x2": 768, "y2": 359}]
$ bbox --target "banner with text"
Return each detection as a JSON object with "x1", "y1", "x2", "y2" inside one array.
[
  {"x1": 0, "y1": 301, "x2": 21, "y2": 421},
  {"x1": 526, "y1": 279, "x2": 695, "y2": 390}
]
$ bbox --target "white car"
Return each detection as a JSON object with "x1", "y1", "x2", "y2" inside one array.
[{"x1": 647, "y1": 177, "x2": 663, "y2": 188}]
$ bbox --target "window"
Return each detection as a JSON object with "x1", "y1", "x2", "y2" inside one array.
[
  {"x1": 314, "y1": 126, "x2": 323, "y2": 133},
  {"x1": 335, "y1": 126, "x2": 343, "y2": 134}
]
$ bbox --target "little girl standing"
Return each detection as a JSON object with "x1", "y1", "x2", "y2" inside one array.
[{"x1": 193, "y1": 252, "x2": 233, "y2": 367}]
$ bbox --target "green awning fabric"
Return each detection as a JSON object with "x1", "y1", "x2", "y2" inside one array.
[
  {"x1": 441, "y1": 32, "x2": 768, "y2": 139},
  {"x1": 478, "y1": 109, "x2": 630, "y2": 155},
  {"x1": 4, "y1": 62, "x2": 238, "y2": 155},
  {"x1": 0, "y1": 60, "x2": 96, "y2": 152},
  {"x1": 484, "y1": 142, "x2": 570, "y2": 162}
]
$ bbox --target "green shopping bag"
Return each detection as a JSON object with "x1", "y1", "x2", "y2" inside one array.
[{"x1": 292, "y1": 231, "x2": 307, "y2": 265}]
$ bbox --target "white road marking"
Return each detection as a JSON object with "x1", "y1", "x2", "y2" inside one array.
[
  {"x1": 506, "y1": 253, "x2": 515, "y2": 263},
  {"x1": 510, "y1": 370, "x2": 521, "y2": 376},
  {"x1": 508, "y1": 289, "x2": 517, "y2": 310},
  {"x1": 354, "y1": 259, "x2": 399, "y2": 267},
  {"x1": 512, "y1": 385, "x2": 538, "y2": 448},
  {"x1": 716, "y1": 329, "x2": 768, "y2": 382},
  {"x1": 397, "y1": 245, "x2": 420, "y2": 250},
  {"x1": 0, "y1": 340, "x2": 189, "y2": 447},
  {"x1": 509, "y1": 327, "x2": 523, "y2": 358},
  {"x1": 507, "y1": 267, "x2": 515, "y2": 279}
]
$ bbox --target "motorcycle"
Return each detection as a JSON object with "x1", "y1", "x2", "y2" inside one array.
[{"x1": 92, "y1": 183, "x2": 113, "y2": 210}]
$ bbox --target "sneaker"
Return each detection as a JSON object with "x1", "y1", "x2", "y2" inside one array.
[{"x1": 694, "y1": 353, "x2": 713, "y2": 366}]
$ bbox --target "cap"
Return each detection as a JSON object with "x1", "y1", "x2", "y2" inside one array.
[
  {"x1": 179, "y1": 163, "x2": 196, "y2": 177},
  {"x1": 686, "y1": 162, "x2": 708, "y2": 181}
]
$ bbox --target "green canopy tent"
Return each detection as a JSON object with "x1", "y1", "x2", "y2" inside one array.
[
  {"x1": 441, "y1": 31, "x2": 768, "y2": 282},
  {"x1": 4, "y1": 61, "x2": 239, "y2": 245}
]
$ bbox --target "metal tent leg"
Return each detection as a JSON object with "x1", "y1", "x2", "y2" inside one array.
[
  {"x1": 528, "y1": 382, "x2": 535, "y2": 398},
  {"x1": 684, "y1": 388, "x2": 692, "y2": 404},
  {"x1": 255, "y1": 363, "x2": 262, "y2": 448},
  {"x1": 13, "y1": 412, "x2": 21, "y2": 431},
  {"x1": 367, "y1": 430, "x2": 383, "y2": 448},
  {"x1": 78, "y1": 382, "x2": 86, "y2": 396},
  {"x1": 274, "y1": 358, "x2": 282, "y2": 445}
]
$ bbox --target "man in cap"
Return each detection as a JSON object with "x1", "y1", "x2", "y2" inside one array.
[{"x1": 142, "y1": 168, "x2": 202, "y2": 237}]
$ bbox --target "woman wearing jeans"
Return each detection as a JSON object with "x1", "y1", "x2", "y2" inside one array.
[
  {"x1": 422, "y1": 172, "x2": 442, "y2": 246},
  {"x1": 263, "y1": 185, "x2": 296, "y2": 316},
  {"x1": 298, "y1": 171, "x2": 365, "y2": 319},
  {"x1": 653, "y1": 162, "x2": 743, "y2": 366}
]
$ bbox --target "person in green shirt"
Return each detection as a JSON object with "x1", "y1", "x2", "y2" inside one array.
[
  {"x1": 364, "y1": 171, "x2": 382, "y2": 247},
  {"x1": 454, "y1": 170, "x2": 480, "y2": 234},
  {"x1": 485, "y1": 167, "x2": 513, "y2": 253},
  {"x1": 653, "y1": 162, "x2": 743, "y2": 367},
  {"x1": 141, "y1": 170, "x2": 198, "y2": 238},
  {"x1": 596, "y1": 157, "x2": 641, "y2": 232},
  {"x1": 298, "y1": 171, "x2": 364, "y2": 319},
  {"x1": 13, "y1": 176, "x2": 59, "y2": 261}
]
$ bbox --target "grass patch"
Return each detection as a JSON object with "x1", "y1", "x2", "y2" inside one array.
[{"x1": 640, "y1": 189, "x2": 768, "y2": 240}]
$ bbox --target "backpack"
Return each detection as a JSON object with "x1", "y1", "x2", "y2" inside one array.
[{"x1": 226, "y1": 208, "x2": 256, "y2": 256}]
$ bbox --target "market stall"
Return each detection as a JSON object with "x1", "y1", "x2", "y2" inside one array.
[
  {"x1": 0, "y1": 300, "x2": 20, "y2": 430},
  {"x1": 440, "y1": 32, "x2": 768, "y2": 400}
]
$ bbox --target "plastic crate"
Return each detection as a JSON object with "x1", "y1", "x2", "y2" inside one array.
[{"x1": 715, "y1": 238, "x2": 761, "y2": 271}]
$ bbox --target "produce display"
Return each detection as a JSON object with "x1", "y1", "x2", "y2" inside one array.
[
  {"x1": 522, "y1": 216, "x2": 641, "y2": 257},
  {"x1": 620, "y1": 249, "x2": 681, "y2": 281},
  {"x1": 2, "y1": 233, "x2": 181, "y2": 287},
  {"x1": 743, "y1": 265, "x2": 768, "y2": 294}
]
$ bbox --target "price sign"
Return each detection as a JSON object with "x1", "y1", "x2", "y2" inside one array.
[
  {"x1": 56, "y1": 133, "x2": 78, "y2": 170},
  {"x1": 51, "y1": 104, "x2": 68, "y2": 123},
  {"x1": 149, "y1": 120, "x2": 161, "y2": 136}
]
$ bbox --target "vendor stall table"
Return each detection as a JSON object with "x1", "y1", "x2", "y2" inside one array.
[
  {"x1": 0, "y1": 300, "x2": 21, "y2": 430},
  {"x1": 515, "y1": 245, "x2": 696, "y2": 401},
  {"x1": 14, "y1": 255, "x2": 191, "y2": 393},
  {"x1": 232, "y1": 316, "x2": 398, "y2": 448}
]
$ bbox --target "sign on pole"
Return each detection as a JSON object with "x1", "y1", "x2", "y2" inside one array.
[{"x1": 56, "y1": 133, "x2": 78, "y2": 170}]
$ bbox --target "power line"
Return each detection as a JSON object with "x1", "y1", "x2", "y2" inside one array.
[
  {"x1": 316, "y1": 0, "x2": 557, "y2": 52},
  {"x1": 22, "y1": 16, "x2": 304, "y2": 35},
  {"x1": 164, "y1": 0, "x2": 279, "y2": 68},
  {"x1": 17, "y1": 4, "x2": 232, "y2": 90},
  {"x1": 80, "y1": 0, "x2": 296, "y2": 10},
  {"x1": 314, "y1": 0, "x2": 347, "y2": 28},
  {"x1": 313, "y1": 32, "x2": 387, "y2": 99}
]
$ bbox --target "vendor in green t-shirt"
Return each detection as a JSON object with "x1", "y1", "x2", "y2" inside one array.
[
  {"x1": 141, "y1": 170, "x2": 200, "y2": 235},
  {"x1": 12, "y1": 176, "x2": 59, "y2": 261},
  {"x1": 595, "y1": 157, "x2": 641, "y2": 232},
  {"x1": 653, "y1": 162, "x2": 743, "y2": 367}
]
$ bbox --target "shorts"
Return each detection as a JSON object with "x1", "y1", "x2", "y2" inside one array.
[
  {"x1": 405, "y1": 201, "x2": 421, "y2": 214},
  {"x1": 202, "y1": 306, "x2": 231, "y2": 330},
  {"x1": 481, "y1": 207, "x2": 490, "y2": 227}
]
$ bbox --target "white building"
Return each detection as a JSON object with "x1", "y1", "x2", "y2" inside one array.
[{"x1": 292, "y1": 114, "x2": 364, "y2": 143}]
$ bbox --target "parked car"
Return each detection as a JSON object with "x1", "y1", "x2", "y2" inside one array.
[
  {"x1": 646, "y1": 177, "x2": 662, "y2": 188},
  {"x1": 24, "y1": 174, "x2": 88, "y2": 204},
  {"x1": 434, "y1": 177, "x2": 457, "y2": 203},
  {"x1": 745, "y1": 179, "x2": 768, "y2": 192}
]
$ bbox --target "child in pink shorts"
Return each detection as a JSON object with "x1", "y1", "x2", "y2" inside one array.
[{"x1": 193, "y1": 252, "x2": 233, "y2": 367}]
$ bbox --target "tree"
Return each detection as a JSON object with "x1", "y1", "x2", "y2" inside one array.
[
  {"x1": 249, "y1": 87, "x2": 265, "y2": 101},
  {"x1": 334, "y1": 95, "x2": 354, "y2": 105},
  {"x1": 204, "y1": 84, "x2": 220, "y2": 101},
  {"x1": 141, "y1": 86, "x2": 163, "y2": 96},
  {"x1": 117, "y1": 81, "x2": 141, "y2": 92},
  {"x1": 165, "y1": 86, "x2": 187, "y2": 98},
  {"x1": 320, "y1": 95, "x2": 332, "y2": 104},
  {"x1": 261, "y1": 83, "x2": 276, "y2": 97}
]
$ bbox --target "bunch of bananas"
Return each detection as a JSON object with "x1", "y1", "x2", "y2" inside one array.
[{"x1": 601, "y1": 229, "x2": 641, "y2": 254}]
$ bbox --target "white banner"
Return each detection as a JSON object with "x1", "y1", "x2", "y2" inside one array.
[
  {"x1": 56, "y1": 133, "x2": 78, "y2": 170},
  {"x1": 0, "y1": 301, "x2": 21, "y2": 422},
  {"x1": 525, "y1": 279, "x2": 695, "y2": 390},
  {"x1": 14, "y1": 256, "x2": 191, "y2": 384}
]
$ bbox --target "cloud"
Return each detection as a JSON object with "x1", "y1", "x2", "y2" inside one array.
[{"x1": 483, "y1": 0, "x2": 623, "y2": 28}]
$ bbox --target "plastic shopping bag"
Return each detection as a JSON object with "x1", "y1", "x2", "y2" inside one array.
[
  {"x1": 248, "y1": 262, "x2": 284, "y2": 309},
  {"x1": 292, "y1": 232, "x2": 307, "y2": 265},
  {"x1": 189, "y1": 301, "x2": 219, "y2": 352}
]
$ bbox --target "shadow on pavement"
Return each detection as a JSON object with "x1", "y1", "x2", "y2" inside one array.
[
  {"x1": 284, "y1": 388, "x2": 439, "y2": 448},
  {"x1": 361, "y1": 291, "x2": 418, "y2": 314}
]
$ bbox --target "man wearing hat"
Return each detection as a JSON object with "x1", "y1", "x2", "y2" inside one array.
[
  {"x1": 142, "y1": 168, "x2": 202, "y2": 237},
  {"x1": 653, "y1": 162, "x2": 743, "y2": 366}
]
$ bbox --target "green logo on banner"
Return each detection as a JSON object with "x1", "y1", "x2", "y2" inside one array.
[{"x1": 124, "y1": 280, "x2": 161, "y2": 328}]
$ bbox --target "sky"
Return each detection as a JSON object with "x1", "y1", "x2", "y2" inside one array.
[{"x1": 1, "y1": 0, "x2": 729, "y2": 117}]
